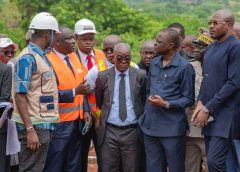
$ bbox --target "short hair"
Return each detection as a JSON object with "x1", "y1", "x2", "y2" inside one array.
[
  {"x1": 31, "y1": 29, "x2": 51, "y2": 39},
  {"x1": 159, "y1": 28, "x2": 180, "y2": 49},
  {"x1": 167, "y1": 22, "x2": 185, "y2": 37}
]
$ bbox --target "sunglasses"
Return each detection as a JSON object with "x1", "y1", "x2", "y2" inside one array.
[
  {"x1": 103, "y1": 47, "x2": 114, "y2": 53},
  {"x1": 208, "y1": 20, "x2": 227, "y2": 26},
  {"x1": 116, "y1": 56, "x2": 131, "y2": 62},
  {"x1": 4, "y1": 50, "x2": 16, "y2": 56}
]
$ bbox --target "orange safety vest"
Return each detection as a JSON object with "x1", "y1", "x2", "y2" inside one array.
[
  {"x1": 47, "y1": 51, "x2": 87, "y2": 122},
  {"x1": 85, "y1": 49, "x2": 106, "y2": 118}
]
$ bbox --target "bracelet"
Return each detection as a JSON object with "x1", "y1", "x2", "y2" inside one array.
[{"x1": 26, "y1": 126, "x2": 34, "y2": 130}]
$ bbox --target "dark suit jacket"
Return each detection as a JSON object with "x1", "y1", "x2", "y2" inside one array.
[
  {"x1": 0, "y1": 62, "x2": 12, "y2": 103},
  {"x1": 95, "y1": 66, "x2": 147, "y2": 146}
]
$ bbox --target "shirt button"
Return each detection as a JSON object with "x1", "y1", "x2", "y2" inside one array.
[{"x1": 205, "y1": 74, "x2": 208, "y2": 77}]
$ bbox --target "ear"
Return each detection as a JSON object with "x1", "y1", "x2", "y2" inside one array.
[
  {"x1": 168, "y1": 42, "x2": 175, "y2": 50},
  {"x1": 74, "y1": 34, "x2": 78, "y2": 42}
]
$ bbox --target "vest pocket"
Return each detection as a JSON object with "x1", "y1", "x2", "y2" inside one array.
[
  {"x1": 39, "y1": 95, "x2": 55, "y2": 116},
  {"x1": 41, "y1": 71, "x2": 54, "y2": 93}
]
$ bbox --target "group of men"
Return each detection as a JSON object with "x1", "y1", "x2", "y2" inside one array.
[{"x1": 1, "y1": 8, "x2": 240, "y2": 172}]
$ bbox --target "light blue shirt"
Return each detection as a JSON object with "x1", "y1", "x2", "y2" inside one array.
[{"x1": 107, "y1": 67, "x2": 137, "y2": 126}]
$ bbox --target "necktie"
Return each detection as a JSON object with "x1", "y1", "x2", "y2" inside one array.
[
  {"x1": 119, "y1": 73, "x2": 127, "y2": 121},
  {"x1": 86, "y1": 54, "x2": 94, "y2": 70},
  {"x1": 64, "y1": 56, "x2": 74, "y2": 75}
]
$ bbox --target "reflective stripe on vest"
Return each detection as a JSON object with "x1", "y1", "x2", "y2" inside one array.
[{"x1": 59, "y1": 104, "x2": 83, "y2": 114}]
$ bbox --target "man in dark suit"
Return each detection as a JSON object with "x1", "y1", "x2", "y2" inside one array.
[
  {"x1": 95, "y1": 43, "x2": 147, "y2": 172},
  {"x1": 139, "y1": 28, "x2": 195, "y2": 172},
  {"x1": 192, "y1": 9, "x2": 240, "y2": 172}
]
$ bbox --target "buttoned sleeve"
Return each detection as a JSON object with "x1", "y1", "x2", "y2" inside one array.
[
  {"x1": 205, "y1": 43, "x2": 240, "y2": 112},
  {"x1": 168, "y1": 63, "x2": 195, "y2": 108}
]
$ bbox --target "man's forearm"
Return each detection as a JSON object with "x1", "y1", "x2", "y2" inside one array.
[{"x1": 15, "y1": 93, "x2": 33, "y2": 128}]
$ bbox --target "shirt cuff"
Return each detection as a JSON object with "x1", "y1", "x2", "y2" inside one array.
[{"x1": 73, "y1": 88, "x2": 75, "y2": 97}]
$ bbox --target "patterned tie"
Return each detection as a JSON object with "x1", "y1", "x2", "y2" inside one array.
[
  {"x1": 119, "y1": 73, "x2": 127, "y2": 121},
  {"x1": 64, "y1": 56, "x2": 74, "y2": 75},
  {"x1": 86, "y1": 54, "x2": 94, "y2": 70}
]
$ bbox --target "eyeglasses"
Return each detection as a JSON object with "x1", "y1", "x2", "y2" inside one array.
[
  {"x1": 208, "y1": 20, "x2": 227, "y2": 26},
  {"x1": 4, "y1": 50, "x2": 16, "y2": 56},
  {"x1": 116, "y1": 56, "x2": 131, "y2": 62},
  {"x1": 103, "y1": 47, "x2": 114, "y2": 53}
]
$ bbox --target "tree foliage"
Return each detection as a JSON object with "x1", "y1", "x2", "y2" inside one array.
[{"x1": 1, "y1": 0, "x2": 240, "y2": 62}]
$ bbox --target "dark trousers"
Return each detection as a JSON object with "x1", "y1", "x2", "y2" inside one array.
[
  {"x1": 18, "y1": 128, "x2": 51, "y2": 172},
  {"x1": 144, "y1": 133, "x2": 185, "y2": 172},
  {"x1": 205, "y1": 136, "x2": 232, "y2": 172},
  {"x1": 44, "y1": 120, "x2": 82, "y2": 172},
  {"x1": 80, "y1": 122, "x2": 101, "y2": 172},
  {"x1": 0, "y1": 120, "x2": 10, "y2": 172},
  {"x1": 101, "y1": 125, "x2": 140, "y2": 172},
  {"x1": 139, "y1": 128, "x2": 146, "y2": 172}
]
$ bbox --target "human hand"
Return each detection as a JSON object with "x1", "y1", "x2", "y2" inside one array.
[
  {"x1": 148, "y1": 95, "x2": 167, "y2": 107},
  {"x1": 194, "y1": 109, "x2": 209, "y2": 128},
  {"x1": 75, "y1": 80, "x2": 92, "y2": 95},
  {"x1": 191, "y1": 101, "x2": 203, "y2": 123},
  {"x1": 84, "y1": 112, "x2": 92, "y2": 128},
  {"x1": 26, "y1": 128, "x2": 41, "y2": 152}
]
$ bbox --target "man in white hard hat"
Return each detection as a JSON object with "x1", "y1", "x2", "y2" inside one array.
[
  {"x1": 11, "y1": 12, "x2": 60, "y2": 172},
  {"x1": 74, "y1": 18, "x2": 105, "y2": 172}
]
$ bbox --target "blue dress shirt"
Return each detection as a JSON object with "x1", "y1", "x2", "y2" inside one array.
[
  {"x1": 139, "y1": 52, "x2": 195, "y2": 137},
  {"x1": 107, "y1": 68, "x2": 137, "y2": 126}
]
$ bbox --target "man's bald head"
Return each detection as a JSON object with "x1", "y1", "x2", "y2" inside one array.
[
  {"x1": 140, "y1": 40, "x2": 155, "y2": 67},
  {"x1": 103, "y1": 35, "x2": 121, "y2": 46},
  {"x1": 140, "y1": 40, "x2": 155, "y2": 51},
  {"x1": 54, "y1": 26, "x2": 75, "y2": 55},
  {"x1": 182, "y1": 36, "x2": 196, "y2": 48},
  {"x1": 113, "y1": 43, "x2": 130, "y2": 54},
  {"x1": 209, "y1": 9, "x2": 235, "y2": 41},
  {"x1": 233, "y1": 22, "x2": 240, "y2": 39},
  {"x1": 213, "y1": 9, "x2": 235, "y2": 26},
  {"x1": 181, "y1": 35, "x2": 197, "y2": 57},
  {"x1": 114, "y1": 43, "x2": 131, "y2": 72},
  {"x1": 103, "y1": 35, "x2": 122, "y2": 64}
]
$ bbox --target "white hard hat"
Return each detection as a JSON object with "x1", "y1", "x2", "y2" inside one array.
[
  {"x1": 74, "y1": 19, "x2": 97, "y2": 35},
  {"x1": 0, "y1": 38, "x2": 18, "y2": 49},
  {"x1": 29, "y1": 12, "x2": 60, "y2": 32}
]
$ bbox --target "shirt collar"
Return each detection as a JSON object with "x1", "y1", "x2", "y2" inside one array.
[
  {"x1": 29, "y1": 42, "x2": 45, "y2": 57},
  {"x1": 115, "y1": 67, "x2": 129, "y2": 77},
  {"x1": 53, "y1": 49, "x2": 67, "y2": 61},
  {"x1": 77, "y1": 48, "x2": 95, "y2": 60},
  {"x1": 156, "y1": 52, "x2": 180, "y2": 68}
]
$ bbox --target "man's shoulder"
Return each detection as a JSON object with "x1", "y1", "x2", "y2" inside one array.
[
  {"x1": 98, "y1": 67, "x2": 113, "y2": 78},
  {"x1": 0, "y1": 62, "x2": 11, "y2": 71},
  {"x1": 94, "y1": 48, "x2": 105, "y2": 59},
  {"x1": 176, "y1": 53, "x2": 192, "y2": 67},
  {"x1": 130, "y1": 66, "x2": 146, "y2": 76}
]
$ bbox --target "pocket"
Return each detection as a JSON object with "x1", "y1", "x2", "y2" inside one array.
[
  {"x1": 39, "y1": 95, "x2": 55, "y2": 115},
  {"x1": 41, "y1": 71, "x2": 54, "y2": 93}
]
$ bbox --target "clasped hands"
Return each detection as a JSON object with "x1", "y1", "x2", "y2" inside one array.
[{"x1": 191, "y1": 101, "x2": 209, "y2": 128}]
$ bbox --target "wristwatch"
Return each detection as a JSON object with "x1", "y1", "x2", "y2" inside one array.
[{"x1": 203, "y1": 106, "x2": 209, "y2": 113}]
